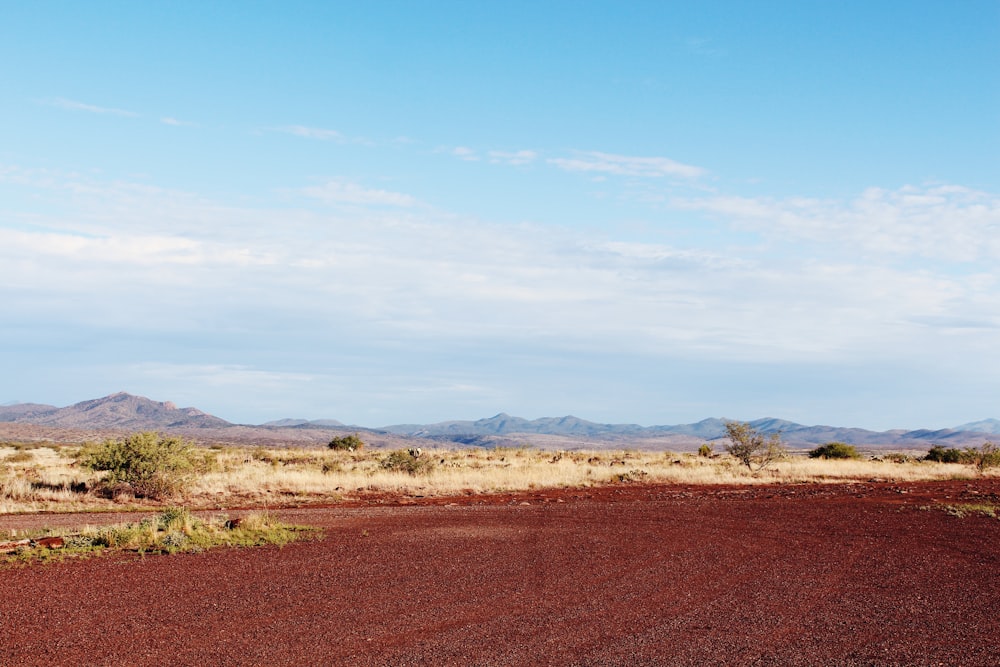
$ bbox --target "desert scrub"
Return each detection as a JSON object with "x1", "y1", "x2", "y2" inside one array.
[
  {"x1": 1, "y1": 507, "x2": 315, "y2": 565},
  {"x1": 923, "y1": 443, "x2": 1000, "y2": 471},
  {"x1": 328, "y1": 433, "x2": 364, "y2": 451},
  {"x1": 381, "y1": 449, "x2": 435, "y2": 475},
  {"x1": 809, "y1": 442, "x2": 861, "y2": 460},
  {"x1": 77, "y1": 432, "x2": 199, "y2": 500}
]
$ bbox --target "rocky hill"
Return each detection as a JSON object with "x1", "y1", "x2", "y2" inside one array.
[
  {"x1": 2, "y1": 394, "x2": 997, "y2": 450},
  {"x1": 0, "y1": 392, "x2": 230, "y2": 430}
]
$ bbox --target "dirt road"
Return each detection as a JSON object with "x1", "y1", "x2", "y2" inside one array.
[{"x1": 2, "y1": 480, "x2": 999, "y2": 665}]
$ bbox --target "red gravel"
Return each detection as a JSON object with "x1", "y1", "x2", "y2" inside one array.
[{"x1": 2, "y1": 480, "x2": 999, "y2": 666}]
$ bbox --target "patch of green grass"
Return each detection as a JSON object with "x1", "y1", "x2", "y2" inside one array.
[
  {"x1": 1, "y1": 507, "x2": 317, "y2": 565},
  {"x1": 937, "y1": 503, "x2": 1000, "y2": 519}
]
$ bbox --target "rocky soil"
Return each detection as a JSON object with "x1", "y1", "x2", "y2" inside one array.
[{"x1": 2, "y1": 480, "x2": 999, "y2": 665}]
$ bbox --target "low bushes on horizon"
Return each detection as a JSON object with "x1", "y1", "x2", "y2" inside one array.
[
  {"x1": 808, "y1": 442, "x2": 861, "y2": 460},
  {"x1": 924, "y1": 443, "x2": 1000, "y2": 471}
]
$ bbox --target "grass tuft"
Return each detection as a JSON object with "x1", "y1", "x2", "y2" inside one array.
[{"x1": 1, "y1": 507, "x2": 316, "y2": 565}]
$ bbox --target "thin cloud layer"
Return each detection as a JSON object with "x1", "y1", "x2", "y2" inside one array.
[
  {"x1": 549, "y1": 151, "x2": 706, "y2": 179},
  {"x1": 280, "y1": 125, "x2": 344, "y2": 141},
  {"x1": 298, "y1": 180, "x2": 419, "y2": 207},
  {"x1": 674, "y1": 184, "x2": 1000, "y2": 262},
  {"x1": 45, "y1": 97, "x2": 138, "y2": 117}
]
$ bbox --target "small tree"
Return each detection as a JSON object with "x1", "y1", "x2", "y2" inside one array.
[
  {"x1": 723, "y1": 420, "x2": 785, "y2": 472},
  {"x1": 924, "y1": 445, "x2": 964, "y2": 464},
  {"x1": 809, "y1": 442, "x2": 861, "y2": 460},
  {"x1": 78, "y1": 431, "x2": 196, "y2": 499},
  {"x1": 328, "y1": 433, "x2": 364, "y2": 451},
  {"x1": 970, "y1": 442, "x2": 1000, "y2": 472}
]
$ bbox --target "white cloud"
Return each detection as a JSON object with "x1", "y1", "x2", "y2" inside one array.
[
  {"x1": 130, "y1": 363, "x2": 314, "y2": 389},
  {"x1": 488, "y1": 150, "x2": 537, "y2": 165},
  {"x1": 452, "y1": 146, "x2": 479, "y2": 161},
  {"x1": 46, "y1": 97, "x2": 138, "y2": 117},
  {"x1": 299, "y1": 180, "x2": 418, "y2": 207},
  {"x1": 160, "y1": 117, "x2": 196, "y2": 127},
  {"x1": 5, "y1": 165, "x2": 1000, "y2": 391},
  {"x1": 673, "y1": 183, "x2": 1000, "y2": 262},
  {"x1": 549, "y1": 151, "x2": 706, "y2": 179},
  {"x1": 279, "y1": 125, "x2": 344, "y2": 141}
]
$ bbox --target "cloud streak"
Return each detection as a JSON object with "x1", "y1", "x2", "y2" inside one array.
[
  {"x1": 160, "y1": 117, "x2": 196, "y2": 127},
  {"x1": 46, "y1": 97, "x2": 138, "y2": 117},
  {"x1": 298, "y1": 180, "x2": 419, "y2": 207},
  {"x1": 488, "y1": 150, "x2": 537, "y2": 165},
  {"x1": 549, "y1": 151, "x2": 705, "y2": 179},
  {"x1": 673, "y1": 184, "x2": 1000, "y2": 262},
  {"x1": 279, "y1": 125, "x2": 344, "y2": 141}
]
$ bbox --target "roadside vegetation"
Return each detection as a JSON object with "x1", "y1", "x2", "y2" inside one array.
[
  {"x1": 1, "y1": 429, "x2": 998, "y2": 514},
  {"x1": 0, "y1": 506, "x2": 313, "y2": 565}
]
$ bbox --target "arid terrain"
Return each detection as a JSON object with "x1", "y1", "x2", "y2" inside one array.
[{"x1": 3, "y1": 479, "x2": 999, "y2": 666}]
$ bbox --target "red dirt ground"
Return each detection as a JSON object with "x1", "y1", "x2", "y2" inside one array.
[{"x1": 2, "y1": 479, "x2": 999, "y2": 666}]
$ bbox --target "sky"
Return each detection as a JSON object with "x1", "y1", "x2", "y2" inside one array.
[{"x1": 1, "y1": 1, "x2": 998, "y2": 430}]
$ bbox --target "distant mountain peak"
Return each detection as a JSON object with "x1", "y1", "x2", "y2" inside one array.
[
  {"x1": 0, "y1": 392, "x2": 230, "y2": 430},
  {"x1": 953, "y1": 418, "x2": 1000, "y2": 435}
]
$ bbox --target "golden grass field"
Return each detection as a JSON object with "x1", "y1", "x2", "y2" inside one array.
[{"x1": 1, "y1": 440, "x2": 995, "y2": 515}]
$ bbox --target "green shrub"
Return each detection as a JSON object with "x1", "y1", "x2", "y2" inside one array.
[
  {"x1": 77, "y1": 432, "x2": 197, "y2": 500},
  {"x1": 809, "y1": 442, "x2": 861, "y2": 460},
  {"x1": 328, "y1": 433, "x2": 364, "y2": 451},
  {"x1": 697, "y1": 444, "x2": 713, "y2": 458},
  {"x1": 923, "y1": 443, "x2": 1000, "y2": 470},
  {"x1": 924, "y1": 445, "x2": 966, "y2": 464},
  {"x1": 380, "y1": 449, "x2": 434, "y2": 475}
]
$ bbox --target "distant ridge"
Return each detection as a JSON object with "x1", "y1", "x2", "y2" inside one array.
[
  {"x1": 262, "y1": 418, "x2": 346, "y2": 428},
  {"x1": 953, "y1": 419, "x2": 1000, "y2": 435},
  {"x1": 2, "y1": 394, "x2": 998, "y2": 449},
  {"x1": 0, "y1": 392, "x2": 230, "y2": 430},
  {"x1": 380, "y1": 414, "x2": 1000, "y2": 447}
]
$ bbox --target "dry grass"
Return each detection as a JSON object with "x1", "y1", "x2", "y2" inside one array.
[
  {"x1": 1, "y1": 443, "x2": 993, "y2": 514},
  {"x1": 1, "y1": 507, "x2": 313, "y2": 565}
]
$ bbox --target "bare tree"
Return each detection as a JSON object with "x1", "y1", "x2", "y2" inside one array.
[{"x1": 723, "y1": 420, "x2": 785, "y2": 472}]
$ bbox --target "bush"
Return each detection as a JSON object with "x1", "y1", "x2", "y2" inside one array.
[
  {"x1": 77, "y1": 432, "x2": 197, "y2": 500},
  {"x1": 970, "y1": 442, "x2": 1000, "y2": 472},
  {"x1": 328, "y1": 433, "x2": 364, "y2": 451},
  {"x1": 380, "y1": 449, "x2": 434, "y2": 475},
  {"x1": 923, "y1": 443, "x2": 1000, "y2": 471},
  {"x1": 924, "y1": 445, "x2": 966, "y2": 464},
  {"x1": 723, "y1": 421, "x2": 785, "y2": 471},
  {"x1": 697, "y1": 444, "x2": 713, "y2": 458},
  {"x1": 809, "y1": 442, "x2": 861, "y2": 460}
]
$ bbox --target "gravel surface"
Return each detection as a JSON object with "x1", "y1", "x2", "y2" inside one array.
[{"x1": 2, "y1": 480, "x2": 999, "y2": 666}]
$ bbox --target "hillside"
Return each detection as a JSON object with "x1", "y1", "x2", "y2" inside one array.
[
  {"x1": 0, "y1": 392, "x2": 230, "y2": 430},
  {"x1": 2, "y1": 394, "x2": 997, "y2": 450}
]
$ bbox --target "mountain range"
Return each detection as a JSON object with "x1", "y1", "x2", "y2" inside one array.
[{"x1": 1, "y1": 393, "x2": 998, "y2": 449}]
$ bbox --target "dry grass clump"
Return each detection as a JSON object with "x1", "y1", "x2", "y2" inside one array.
[
  {"x1": 0, "y1": 441, "x2": 995, "y2": 513},
  {"x1": 1, "y1": 507, "x2": 312, "y2": 564}
]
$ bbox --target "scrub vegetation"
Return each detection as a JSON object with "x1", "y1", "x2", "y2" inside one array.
[
  {"x1": 1, "y1": 427, "x2": 998, "y2": 514},
  {"x1": 0, "y1": 507, "x2": 312, "y2": 564}
]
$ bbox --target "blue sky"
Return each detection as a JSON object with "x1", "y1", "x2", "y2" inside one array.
[{"x1": 2, "y1": 1, "x2": 998, "y2": 429}]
